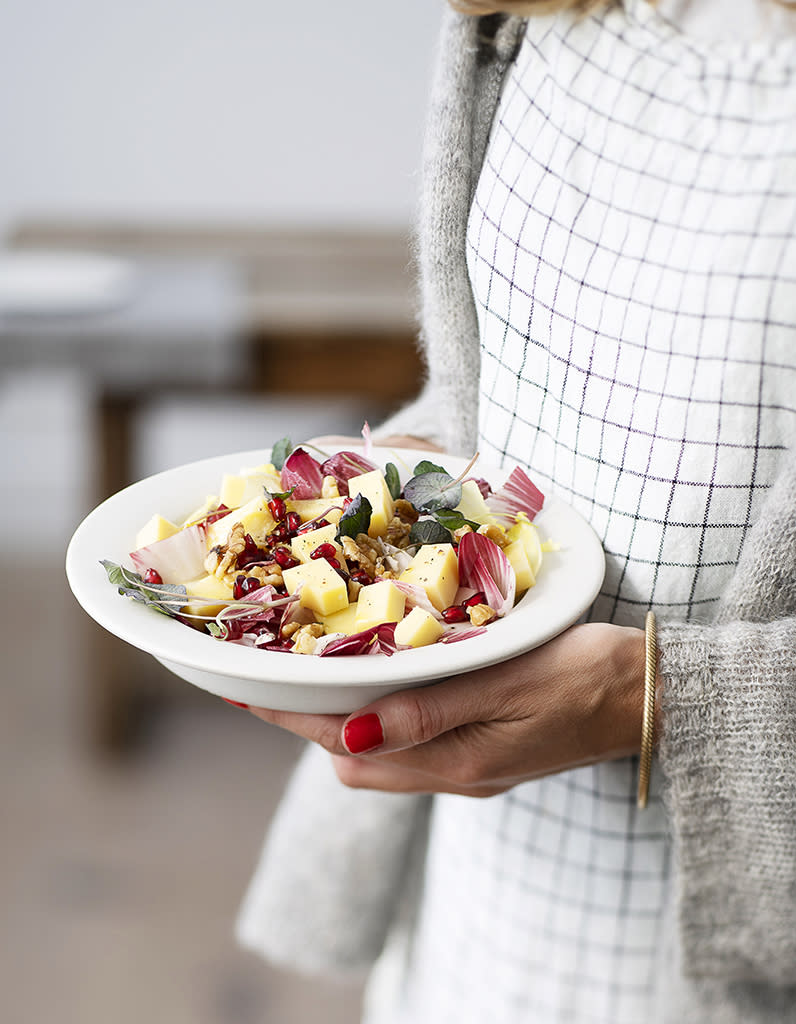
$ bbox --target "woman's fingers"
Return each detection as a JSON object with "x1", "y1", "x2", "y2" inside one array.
[
  {"x1": 330, "y1": 753, "x2": 509, "y2": 797},
  {"x1": 339, "y1": 668, "x2": 519, "y2": 756},
  {"x1": 246, "y1": 706, "x2": 348, "y2": 754}
]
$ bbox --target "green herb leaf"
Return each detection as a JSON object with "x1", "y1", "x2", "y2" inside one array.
[
  {"x1": 409, "y1": 518, "x2": 452, "y2": 546},
  {"x1": 434, "y1": 508, "x2": 480, "y2": 532},
  {"x1": 262, "y1": 486, "x2": 294, "y2": 502},
  {"x1": 413, "y1": 459, "x2": 448, "y2": 476},
  {"x1": 336, "y1": 493, "x2": 373, "y2": 541},
  {"x1": 385, "y1": 462, "x2": 402, "y2": 501},
  {"x1": 100, "y1": 560, "x2": 188, "y2": 618},
  {"x1": 271, "y1": 437, "x2": 293, "y2": 471},
  {"x1": 403, "y1": 471, "x2": 462, "y2": 513}
]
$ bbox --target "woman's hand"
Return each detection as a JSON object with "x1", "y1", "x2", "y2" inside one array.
[{"x1": 246, "y1": 623, "x2": 649, "y2": 797}]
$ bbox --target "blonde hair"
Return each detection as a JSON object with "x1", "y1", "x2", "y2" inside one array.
[
  {"x1": 449, "y1": 0, "x2": 615, "y2": 13},
  {"x1": 449, "y1": 0, "x2": 796, "y2": 14}
]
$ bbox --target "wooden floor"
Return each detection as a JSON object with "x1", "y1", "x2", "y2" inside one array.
[{"x1": 1, "y1": 557, "x2": 363, "y2": 1024}]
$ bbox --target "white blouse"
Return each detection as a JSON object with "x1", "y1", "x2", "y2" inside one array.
[{"x1": 363, "y1": 3, "x2": 796, "y2": 1023}]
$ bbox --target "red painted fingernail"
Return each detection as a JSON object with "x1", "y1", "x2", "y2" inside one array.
[
  {"x1": 343, "y1": 713, "x2": 384, "y2": 754},
  {"x1": 222, "y1": 698, "x2": 249, "y2": 709}
]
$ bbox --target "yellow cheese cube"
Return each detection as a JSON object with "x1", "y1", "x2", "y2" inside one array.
[
  {"x1": 347, "y1": 469, "x2": 395, "y2": 538},
  {"x1": 287, "y1": 497, "x2": 344, "y2": 525},
  {"x1": 219, "y1": 468, "x2": 283, "y2": 509},
  {"x1": 399, "y1": 543, "x2": 459, "y2": 611},
  {"x1": 319, "y1": 602, "x2": 359, "y2": 636},
  {"x1": 355, "y1": 580, "x2": 406, "y2": 632},
  {"x1": 505, "y1": 515, "x2": 543, "y2": 576},
  {"x1": 290, "y1": 523, "x2": 343, "y2": 564},
  {"x1": 179, "y1": 574, "x2": 234, "y2": 620},
  {"x1": 135, "y1": 514, "x2": 180, "y2": 550},
  {"x1": 504, "y1": 538, "x2": 536, "y2": 594},
  {"x1": 282, "y1": 560, "x2": 349, "y2": 616},
  {"x1": 454, "y1": 479, "x2": 495, "y2": 526},
  {"x1": 206, "y1": 496, "x2": 275, "y2": 549},
  {"x1": 394, "y1": 607, "x2": 445, "y2": 649}
]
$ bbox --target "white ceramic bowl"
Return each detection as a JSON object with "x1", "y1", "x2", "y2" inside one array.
[{"x1": 65, "y1": 447, "x2": 605, "y2": 713}]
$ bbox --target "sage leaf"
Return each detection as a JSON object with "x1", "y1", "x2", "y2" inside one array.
[
  {"x1": 101, "y1": 560, "x2": 187, "y2": 618},
  {"x1": 403, "y1": 471, "x2": 462, "y2": 513},
  {"x1": 336, "y1": 493, "x2": 373, "y2": 541},
  {"x1": 270, "y1": 437, "x2": 293, "y2": 471},
  {"x1": 385, "y1": 462, "x2": 401, "y2": 501},
  {"x1": 413, "y1": 459, "x2": 448, "y2": 476},
  {"x1": 409, "y1": 518, "x2": 453, "y2": 546},
  {"x1": 434, "y1": 508, "x2": 480, "y2": 533}
]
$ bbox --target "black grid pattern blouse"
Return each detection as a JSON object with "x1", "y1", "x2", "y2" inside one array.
[{"x1": 365, "y1": 5, "x2": 796, "y2": 1023}]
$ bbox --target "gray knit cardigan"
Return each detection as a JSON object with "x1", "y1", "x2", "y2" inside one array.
[{"x1": 238, "y1": 9, "x2": 796, "y2": 1021}]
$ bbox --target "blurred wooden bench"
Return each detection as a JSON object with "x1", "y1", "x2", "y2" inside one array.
[{"x1": 7, "y1": 222, "x2": 423, "y2": 754}]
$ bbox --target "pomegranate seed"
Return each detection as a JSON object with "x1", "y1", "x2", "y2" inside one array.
[
  {"x1": 463, "y1": 591, "x2": 487, "y2": 608},
  {"x1": 268, "y1": 497, "x2": 287, "y2": 522},
  {"x1": 233, "y1": 574, "x2": 247, "y2": 600},
  {"x1": 286, "y1": 511, "x2": 302, "y2": 534},
  {"x1": 143, "y1": 568, "x2": 163, "y2": 585},
  {"x1": 270, "y1": 523, "x2": 289, "y2": 543},
  {"x1": 442, "y1": 606, "x2": 468, "y2": 624},
  {"x1": 240, "y1": 576, "x2": 262, "y2": 596},
  {"x1": 310, "y1": 542, "x2": 338, "y2": 561},
  {"x1": 273, "y1": 546, "x2": 299, "y2": 569},
  {"x1": 349, "y1": 569, "x2": 372, "y2": 586},
  {"x1": 326, "y1": 557, "x2": 342, "y2": 570},
  {"x1": 244, "y1": 533, "x2": 259, "y2": 552}
]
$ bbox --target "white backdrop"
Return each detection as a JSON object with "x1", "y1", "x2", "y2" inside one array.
[
  {"x1": 0, "y1": 0, "x2": 444, "y2": 554},
  {"x1": 0, "y1": 0, "x2": 442, "y2": 238}
]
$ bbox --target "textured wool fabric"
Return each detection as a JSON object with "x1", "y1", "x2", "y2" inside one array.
[
  {"x1": 241, "y1": 4, "x2": 796, "y2": 1020},
  {"x1": 236, "y1": 742, "x2": 431, "y2": 980}
]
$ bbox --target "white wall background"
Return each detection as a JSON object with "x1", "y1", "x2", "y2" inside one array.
[
  {"x1": 0, "y1": 0, "x2": 443, "y2": 554},
  {"x1": 0, "y1": 0, "x2": 442, "y2": 236}
]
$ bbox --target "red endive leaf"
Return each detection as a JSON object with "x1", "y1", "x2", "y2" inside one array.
[
  {"x1": 319, "y1": 451, "x2": 378, "y2": 495},
  {"x1": 130, "y1": 522, "x2": 208, "y2": 583},
  {"x1": 318, "y1": 622, "x2": 399, "y2": 657},
  {"x1": 281, "y1": 447, "x2": 324, "y2": 499},
  {"x1": 456, "y1": 531, "x2": 516, "y2": 617},
  {"x1": 487, "y1": 466, "x2": 545, "y2": 522}
]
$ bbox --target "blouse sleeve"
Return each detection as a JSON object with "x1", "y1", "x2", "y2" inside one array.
[{"x1": 658, "y1": 452, "x2": 796, "y2": 984}]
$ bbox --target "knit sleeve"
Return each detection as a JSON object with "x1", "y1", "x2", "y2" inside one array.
[{"x1": 657, "y1": 453, "x2": 796, "y2": 984}]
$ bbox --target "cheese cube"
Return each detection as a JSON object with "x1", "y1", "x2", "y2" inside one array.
[
  {"x1": 454, "y1": 479, "x2": 495, "y2": 526},
  {"x1": 290, "y1": 523, "x2": 343, "y2": 564},
  {"x1": 282, "y1": 560, "x2": 349, "y2": 616},
  {"x1": 355, "y1": 580, "x2": 406, "y2": 632},
  {"x1": 179, "y1": 573, "x2": 233, "y2": 620},
  {"x1": 287, "y1": 497, "x2": 344, "y2": 525},
  {"x1": 505, "y1": 516, "x2": 543, "y2": 576},
  {"x1": 399, "y1": 543, "x2": 459, "y2": 611},
  {"x1": 319, "y1": 602, "x2": 359, "y2": 636},
  {"x1": 504, "y1": 538, "x2": 535, "y2": 594},
  {"x1": 394, "y1": 607, "x2": 445, "y2": 649},
  {"x1": 206, "y1": 496, "x2": 275, "y2": 549},
  {"x1": 347, "y1": 469, "x2": 394, "y2": 538},
  {"x1": 219, "y1": 467, "x2": 282, "y2": 508},
  {"x1": 135, "y1": 514, "x2": 180, "y2": 550}
]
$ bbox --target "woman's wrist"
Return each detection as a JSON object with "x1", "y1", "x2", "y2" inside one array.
[{"x1": 589, "y1": 624, "x2": 648, "y2": 762}]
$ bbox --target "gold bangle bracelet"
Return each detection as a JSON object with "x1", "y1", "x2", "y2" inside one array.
[{"x1": 637, "y1": 611, "x2": 658, "y2": 809}]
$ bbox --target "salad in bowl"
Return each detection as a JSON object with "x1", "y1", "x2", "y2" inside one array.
[
  {"x1": 102, "y1": 435, "x2": 549, "y2": 660},
  {"x1": 66, "y1": 436, "x2": 604, "y2": 712}
]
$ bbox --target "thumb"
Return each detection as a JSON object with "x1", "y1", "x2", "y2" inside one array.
[{"x1": 340, "y1": 672, "x2": 497, "y2": 755}]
